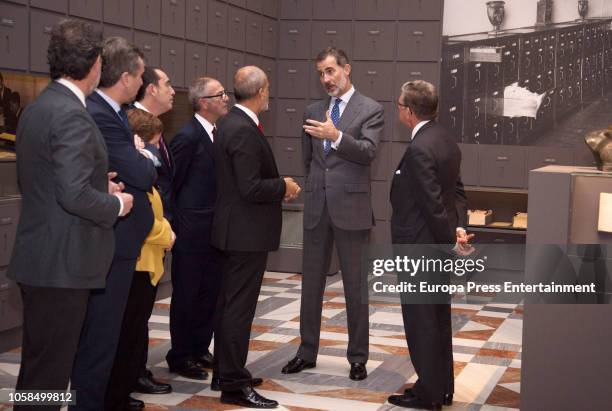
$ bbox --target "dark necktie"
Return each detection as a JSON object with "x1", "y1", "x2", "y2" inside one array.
[
  {"x1": 159, "y1": 136, "x2": 171, "y2": 168},
  {"x1": 257, "y1": 122, "x2": 264, "y2": 134},
  {"x1": 324, "y1": 98, "x2": 341, "y2": 155},
  {"x1": 118, "y1": 109, "x2": 130, "y2": 130},
  {"x1": 212, "y1": 126, "x2": 217, "y2": 141}
]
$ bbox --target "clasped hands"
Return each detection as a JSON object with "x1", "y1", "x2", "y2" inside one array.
[
  {"x1": 283, "y1": 177, "x2": 301, "y2": 202},
  {"x1": 303, "y1": 111, "x2": 340, "y2": 141},
  {"x1": 107, "y1": 172, "x2": 133, "y2": 216}
]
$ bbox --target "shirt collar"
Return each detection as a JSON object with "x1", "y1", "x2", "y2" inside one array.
[
  {"x1": 234, "y1": 104, "x2": 259, "y2": 126},
  {"x1": 194, "y1": 113, "x2": 215, "y2": 138},
  {"x1": 56, "y1": 78, "x2": 86, "y2": 107},
  {"x1": 95, "y1": 88, "x2": 121, "y2": 114},
  {"x1": 334, "y1": 86, "x2": 355, "y2": 105},
  {"x1": 133, "y1": 101, "x2": 150, "y2": 113},
  {"x1": 411, "y1": 120, "x2": 430, "y2": 140}
]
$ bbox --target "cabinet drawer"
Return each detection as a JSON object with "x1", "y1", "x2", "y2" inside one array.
[
  {"x1": 134, "y1": 0, "x2": 161, "y2": 33},
  {"x1": 262, "y1": 0, "x2": 278, "y2": 18},
  {"x1": 313, "y1": 0, "x2": 353, "y2": 20},
  {"x1": 261, "y1": 17, "x2": 278, "y2": 58},
  {"x1": 134, "y1": 30, "x2": 161, "y2": 68},
  {"x1": 279, "y1": 21, "x2": 311, "y2": 59},
  {"x1": 278, "y1": 61, "x2": 310, "y2": 99},
  {"x1": 274, "y1": 137, "x2": 304, "y2": 176},
  {"x1": 208, "y1": 0, "x2": 228, "y2": 47},
  {"x1": 395, "y1": 62, "x2": 440, "y2": 89},
  {"x1": 527, "y1": 147, "x2": 574, "y2": 175},
  {"x1": 353, "y1": 21, "x2": 396, "y2": 61},
  {"x1": 246, "y1": 12, "x2": 263, "y2": 55},
  {"x1": 226, "y1": 50, "x2": 244, "y2": 94},
  {"x1": 458, "y1": 143, "x2": 479, "y2": 186},
  {"x1": 30, "y1": 9, "x2": 61, "y2": 73},
  {"x1": 0, "y1": 3, "x2": 27, "y2": 71},
  {"x1": 184, "y1": 42, "x2": 206, "y2": 88},
  {"x1": 246, "y1": 0, "x2": 262, "y2": 13},
  {"x1": 276, "y1": 99, "x2": 308, "y2": 137},
  {"x1": 161, "y1": 37, "x2": 184, "y2": 87},
  {"x1": 352, "y1": 62, "x2": 393, "y2": 102},
  {"x1": 262, "y1": 57, "x2": 276, "y2": 97},
  {"x1": 479, "y1": 145, "x2": 526, "y2": 189},
  {"x1": 311, "y1": 21, "x2": 352, "y2": 56},
  {"x1": 397, "y1": 21, "x2": 441, "y2": 61},
  {"x1": 355, "y1": 0, "x2": 397, "y2": 20},
  {"x1": 185, "y1": 0, "x2": 207, "y2": 42},
  {"x1": 30, "y1": 0, "x2": 67, "y2": 13},
  {"x1": 206, "y1": 46, "x2": 227, "y2": 86},
  {"x1": 227, "y1": 6, "x2": 246, "y2": 51},
  {"x1": 104, "y1": 0, "x2": 133, "y2": 27},
  {"x1": 280, "y1": 0, "x2": 312, "y2": 20},
  {"x1": 161, "y1": 0, "x2": 185, "y2": 38},
  {"x1": 398, "y1": 0, "x2": 441, "y2": 20}
]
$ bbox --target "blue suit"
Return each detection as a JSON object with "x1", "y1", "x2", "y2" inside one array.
[{"x1": 70, "y1": 91, "x2": 156, "y2": 411}]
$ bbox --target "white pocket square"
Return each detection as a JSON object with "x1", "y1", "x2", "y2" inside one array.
[{"x1": 395, "y1": 169, "x2": 401, "y2": 175}]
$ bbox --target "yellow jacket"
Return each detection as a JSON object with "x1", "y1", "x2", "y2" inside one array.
[{"x1": 135, "y1": 187, "x2": 173, "y2": 286}]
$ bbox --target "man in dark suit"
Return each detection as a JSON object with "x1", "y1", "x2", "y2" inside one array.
[
  {"x1": 387, "y1": 80, "x2": 470, "y2": 410},
  {"x1": 70, "y1": 37, "x2": 156, "y2": 411},
  {"x1": 212, "y1": 66, "x2": 300, "y2": 408},
  {"x1": 7, "y1": 19, "x2": 133, "y2": 408},
  {"x1": 282, "y1": 47, "x2": 383, "y2": 381},
  {"x1": 123, "y1": 66, "x2": 175, "y2": 396},
  {"x1": 166, "y1": 76, "x2": 228, "y2": 380}
]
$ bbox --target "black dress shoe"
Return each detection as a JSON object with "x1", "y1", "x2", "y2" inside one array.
[
  {"x1": 349, "y1": 362, "x2": 367, "y2": 381},
  {"x1": 211, "y1": 376, "x2": 263, "y2": 391},
  {"x1": 220, "y1": 386, "x2": 278, "y2": 408},
  {"x1": 281, "y1": 357, "x2": 316, "y2": 374},
  {"x1": 388, "y1": 393, "x2": 441, "y2": 410},
  {"x1": 404, "y1": 388, "x2": 453, "y2": 406},
  {"x1": 168, "y1": 359, "x2": 209, "y2": 380},
  {"x1": 134, "y1": 369, "x2": 172, "y2": 394},
  {"x1": 196, "y1": 351, "x2": 214, "y2": 369},
  {"x1": 127, "y1": 396, "x2": 145, "y2": 410}
]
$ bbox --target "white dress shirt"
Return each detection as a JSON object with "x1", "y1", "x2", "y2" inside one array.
[
  {"x1": 56, "y1": 78, "x2": 86, "y2": 107},
  {"x1": 411, "y1": 120, "x2": 430, "y2": 140},
  {"x1": 194, "y1": 113, "x2": 215, "y2": 142}
]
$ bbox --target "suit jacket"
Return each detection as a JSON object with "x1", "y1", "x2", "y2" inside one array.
[
  {"x1": 211, "y1": 106, "x2": 285, "y2": 252},
  {"x1": 390, "y1": 121, "x2": 468, "y2": 244},
  {"x1": 7, "y1": 81, "x2": 120, "y2": 288},
  {"x1": 170, "y1": 116, "x2": 217, "y2": 252},
  {"x1": 87, "y1": 91, "x2": 157, "y2": 260},
  {"x1": 302, "y1": 90, "x2": 383, "y2": 231}
]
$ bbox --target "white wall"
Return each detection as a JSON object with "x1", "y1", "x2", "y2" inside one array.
[{"x1": 443, "y1": 0, "x2": 612, "y2": 36}]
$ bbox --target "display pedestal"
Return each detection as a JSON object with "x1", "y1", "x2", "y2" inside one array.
[{"x1": 522, "y1": 166, "x2": 612, "y2": 410}]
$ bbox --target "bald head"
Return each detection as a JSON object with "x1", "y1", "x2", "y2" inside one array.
[{"x1": 234, "y1": 66, "x2": 268, "y2": 103}]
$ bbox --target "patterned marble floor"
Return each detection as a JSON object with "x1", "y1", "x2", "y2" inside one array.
[{"x1": 0, "y1": 271, "x2": 522, "y2": 410}]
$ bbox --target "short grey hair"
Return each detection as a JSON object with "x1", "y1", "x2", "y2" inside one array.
[
  {"x1": 188, "y1": 77, "x2": 216, "y2": 111},
  {"x1": 234, "y1": 66, "x2": 267, "y2": 102},
  {"x1": 400, "y1": 80, "x2": 438, "y2": 120}
]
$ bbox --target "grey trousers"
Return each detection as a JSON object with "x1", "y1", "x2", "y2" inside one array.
[{"x1": 297, "y1": 202, "x2": 370, "y2": 364}]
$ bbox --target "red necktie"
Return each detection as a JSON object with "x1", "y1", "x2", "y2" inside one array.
[
  {"x1": 257, "y1": 122, "x2": 264, "y2": 134},
  {"x1": 212, "y1": 126, "x2": 217, "y2": 141}
]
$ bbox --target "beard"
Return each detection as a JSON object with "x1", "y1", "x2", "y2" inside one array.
[{"x1": 326, "y1": 74, "x2": 348, "y2": 97}]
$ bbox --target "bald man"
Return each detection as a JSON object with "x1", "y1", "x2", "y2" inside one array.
[{"x1": 211, "y1": 66, "x2": 300, "y2": 408}]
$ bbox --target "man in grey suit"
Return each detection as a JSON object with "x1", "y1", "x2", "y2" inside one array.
[
  {"x1": 7, "y1": 19, "x2": 133, "y2": 403},
  {"x1": 282, "y1": 47, "x2": 383, "y2": 380}
]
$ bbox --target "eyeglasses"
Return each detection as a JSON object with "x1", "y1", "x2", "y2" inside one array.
[{"x1": 201, "y1": 90, "x2": 228, "y2": 99}]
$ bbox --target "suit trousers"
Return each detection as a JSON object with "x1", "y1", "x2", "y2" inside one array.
[
  {"x1": 70, "y1": 258, "x2": 136, "y2": 411},
  {"x1": 105, "y1": 271, "x2": 157, "y2": 410},
  {"x1": 297, "y1": 201, "x2": 370, "y2": 364},
  {"x1": 14, "y1": 285, "x2": 89, "y2": 411},
  {"x1": 214, "y1": 250, "x2": 267, "y2": 391},
  {"x1": 138, "y1": 282, "x2": 158, "y2": 378},
  {"x1": 402, "y1": 303, "x2": 454, "y2": 403},
  {"x1": 167, "y1": 248, "x2": 221, "y2": 366}
]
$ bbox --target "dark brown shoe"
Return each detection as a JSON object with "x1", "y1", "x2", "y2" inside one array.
[{"x1": 281, "y1": 357, "x2": 316, "y2": 374}]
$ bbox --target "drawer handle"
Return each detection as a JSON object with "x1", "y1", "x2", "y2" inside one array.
[
  {"x1": 286, "y1": 108, "x2": 296, "y2": 113},
  {"x1": 413, "y1": 31, "x2": 424, "y2": 36},
  {"x1": 143, "y1": 44, "x2": 152, "y2": 51},
  {"x1": 170, "y1": 0, "x2": 178, "y2": 5},
  {"x1": 233, "y1": 60, "x2": 240, "y2": 66},
  {"x1": 1, "y1": 18, "x2": 15, "y2": 27},
  {"x1": 213, "y1": 57, "x2": 221, "y2": 63},
  {"x1": 268, "y1": 27, "x2": 274, "y2": 32},
  {"x1": 251, "y1": 22, "x2": 258, "y2": 28},
  {"x1": 368, "y1": 30, "x2": 381, "y2": 35},
  {"x1": 288, "y1": 69, "x2": 297, "y2": 74},
  {"x1": 493, "y1": 239, "x2": 506, "y2": 243},
  {"x1": 234, "y1": 17, "x2": 241, "y2": 23},
  {"x1": 284, "y1": 147, "x2": 296, "y2": 152},
  {"x1": 410, "y1": 71, "x2": 422, "y2": 76},
  {"x1": 367, "y1": 70, "x2": 378, "y2": 75},
  {"x1": 192, "y1": 54, "x2": 200, "y2": 59},
  {"x1": 544, "y1": 158, "x2": 557, "y2": 163},
  {"x1": 289, "y1": 29, "x2": 299, "y2": 34},
  {"x1": 44, "y1": 25, "x2": 53, "y2": 34},
  {"x1": 325, "y1": 30, "x2": 338, "y2": 35},
  {"x1": 216, "y1": 11, "x2": 222, "y2": 17},
  {"x1": 0, "y1": 217, "x2": 11, "y2": 225},
  {"x1": 194, "y1": 5, "x2": 200, "y2": 11},
  {"x1": 169, "y1": 49, "x2": 176, "y2": 56},
  {"x1": 496, "y1": 156, "x2": 509, "y2": 161}
]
